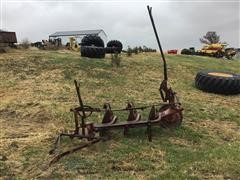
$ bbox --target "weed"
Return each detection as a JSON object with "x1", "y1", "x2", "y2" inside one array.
[{"x1": 111, "y1": 52, "x2": 121, "y2": 67}]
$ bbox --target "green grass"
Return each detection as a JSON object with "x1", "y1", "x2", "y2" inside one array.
[{"x1": 0, "y1": 49, "x2": 239, "y2": 179}]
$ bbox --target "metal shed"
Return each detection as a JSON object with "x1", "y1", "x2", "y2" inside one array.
[
  {"x1": 49, "y1": 29, "x2": 107, "y2": 45},
  {"x1": 0, "y1": 30, "x2": 17, "y2": 47}
]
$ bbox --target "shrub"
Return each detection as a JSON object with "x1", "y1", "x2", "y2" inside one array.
[
  {"x1": 21, "y1": 38, "x2": 30, "y2": 49},
  {"x1": 111, "y1": 52, "x2": 121, "y2": 67},
  {"x1": 126, "y1": 46, "x2": 132, "y2": 57}
]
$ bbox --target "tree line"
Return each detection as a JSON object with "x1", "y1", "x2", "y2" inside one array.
[{"x1": 123, "y1": 46, "x2": 157, "y2": 56}]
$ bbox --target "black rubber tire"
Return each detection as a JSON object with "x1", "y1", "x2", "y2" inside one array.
[
  {"x1": 195, "y1": 70, "x2": 240, "y2": 95},
  {"x1": 214, "y1": 51, "x2": 224, "y2": 58},
  {"x1": 81, "y1": 35, "x2": 104, "y2": 47},
  {"x1": 105, "y1": 47, "x2": 121, "y2": 54},
  {"x1": 81, "y1": 46, "x2": 105, "y2": 58},
  {"x1": 106, "y1": 40, "x2": 123, "y2": 53}
]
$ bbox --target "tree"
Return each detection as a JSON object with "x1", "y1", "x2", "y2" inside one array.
[
  {"x1": 133, "y1": 47, "x2": 138, "y2": 54},
  {"x1": 200, "y1": 31, "x2": 220, "y2": 44},
  {"x1": 126, "y1": 46, "x2": 132, "y2": 56},
  {"x1": 138, "y1": 46, "x2": 143, "y2": 53}
]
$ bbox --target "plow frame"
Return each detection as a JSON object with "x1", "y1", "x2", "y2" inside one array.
[
  {"x1": 49, "y1": 5, "x2": 183, "y2": 165},
  {"x1": 49, "y1": 80, "x2": 183, "y2": 165}
]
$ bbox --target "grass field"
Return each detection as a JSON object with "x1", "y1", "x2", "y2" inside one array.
[{"x1": 0, "y1": 49, "x2": 240, "y2": 179}]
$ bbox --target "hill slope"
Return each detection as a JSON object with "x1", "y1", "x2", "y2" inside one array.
[{"x1": 0, "y1": 50, "x2": 240, "y2": 179}]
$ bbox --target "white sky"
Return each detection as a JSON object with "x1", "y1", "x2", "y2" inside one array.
[{"x1": 1, "y1": 0, "x2": 239, "y2": 50}]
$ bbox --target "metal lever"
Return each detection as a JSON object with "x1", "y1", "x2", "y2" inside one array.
[{"x1": 147, "y1": 5, "x2": 168, "y2": 81}]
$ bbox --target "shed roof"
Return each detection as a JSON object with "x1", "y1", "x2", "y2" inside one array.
[
  {"x1": 0, "y1": 31, "x2": 17, "y2": 43},
  {"x1": 49, "y1": 29, "x2": 107, "y2": 38}
]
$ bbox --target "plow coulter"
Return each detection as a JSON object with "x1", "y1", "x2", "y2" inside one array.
[{"x1": 49, "y1": 6, "x2": 183, "y2": 165}]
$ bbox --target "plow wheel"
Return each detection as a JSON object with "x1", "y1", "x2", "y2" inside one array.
[{"x1": 159, "y1": 105, "x2": 183, "y2": 128}]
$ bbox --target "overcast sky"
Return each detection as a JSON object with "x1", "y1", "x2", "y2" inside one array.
[{"x1": 1, "y1": 1, "x2": 239, "y2": 50}]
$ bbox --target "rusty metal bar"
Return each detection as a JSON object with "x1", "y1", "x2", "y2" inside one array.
[
  {"x1": 72, "y1": 102, "x2": 179, "y2": 113},
  {"x1": 94, "y1": 107, "x2": 182, "y2": 130},
  {"x1": 147, "y1": 5, "x2": 168, "y2": 81},
  {"x1": 74, "y1": 80, "x2": 86, "y2": 135},
  {"x1": 73, "y1": 111, "x2": 79, "y2": 134},
  {"x1": 49, "y1": 138, "x2": 102, "y2": 166},
  {"x1": 74, "y1": 80, "x2": 86, "y2": 117}
]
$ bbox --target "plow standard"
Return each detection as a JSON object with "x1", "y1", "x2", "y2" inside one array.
[{"x1": 49, "y1": 6, "x2": 183, "y2": 165}]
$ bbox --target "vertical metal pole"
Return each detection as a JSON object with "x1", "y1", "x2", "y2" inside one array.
[
  {"x1": 81, "y1": 117, "x2": 86, "y2": 136},
  {"x1": 147, "y1": 5, "x2": 168, "y2": 81},
  {"x1": 74, "y1": 111, "x2": 79, "y2": 134},
  {"x1": 147, "y1": 121, "x2": 152, "y2": 142},
  {"x1": 74, "y1": 80, "x2": 86, "y2": 135},
  {"x1": 74, "y1": 80, "x2": 86, "y2": 117}
]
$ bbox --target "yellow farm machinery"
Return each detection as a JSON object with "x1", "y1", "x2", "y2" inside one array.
[
  {"x1": 68, "y1": 37, "x2": 80, "y2": 51},
  {"x1": 181, "y1": 43, "x2": 237, "y2": 59}
]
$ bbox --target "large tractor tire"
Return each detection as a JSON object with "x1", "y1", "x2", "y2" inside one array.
[
  {"x1": 195, "y1": 71, "x2": 240, "y2": 95},
  {"x1": 81, "y1": 46, "x2": 105, "y2": 58},
  {"x1": 214, "y1": 51, "x2": 224, "y2": 58},
  {"x1": 106, "y1": 40, "x2": 123, "y2": 53},
  {"x1": 105, "y1": 47, "x2": 121, "y2": 54},
  {"x1": 81, "y1": 35, "x2": 104, "y2": 47}
]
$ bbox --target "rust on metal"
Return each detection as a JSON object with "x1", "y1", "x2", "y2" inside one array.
[
  {"x1": 49, "y1": 79, "x2": 183, "y2": 165},
  {"x1": 102, "y1": 103, "x2": 118, "y2": 124},
  {"x1": 49, "y1": 5, "x2": 184, "y2": 165},
  {"x1": 127, "y1": 102, "x2": 141, "y2": 122}
]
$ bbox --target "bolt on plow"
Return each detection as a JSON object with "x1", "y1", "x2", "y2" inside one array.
[{"x1": 49, "y1": 5, "x2": 183, "y2": 165}]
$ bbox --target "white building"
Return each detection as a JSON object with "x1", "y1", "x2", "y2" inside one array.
[{"x1": 48, "y1": 29, "x2": 107, "y2": 46}]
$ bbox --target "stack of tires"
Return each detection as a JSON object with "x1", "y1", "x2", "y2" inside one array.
[
  {"x1": 81, "y1": 35, "x2": 105, "y2": 58},
  {"x1": 105, "y1": 40, "x2": 123, "y2": 54},
  {"x1": 80, "y1": 35, "x2": 123, "y2": 59}
]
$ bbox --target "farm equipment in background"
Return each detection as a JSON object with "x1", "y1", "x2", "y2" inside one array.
[
  {"x1": 235, "y1": 48, "x2": 240, "y2": 59},
  {"x1": 68, "y1": 37, "x2": 80, "y2": 51},
  {"x1": 181, "y1": 43, "x2": 237, "y2": 59},
  {"x1": 32, "y1": 38, "x2": 62, "y2": 50},
  {"x1": 49, "y1": 5, "x2": 183, "y2": 165},
  {"x1": 181, "y1": 47, "x2": 195, "y2": 55},
  {"x1": 197, "y1": 43, "x2": 226, "y2": 58},
  {"x1": 224, "y1": 48, "x2": 237, "y2": 59},
  {"x1": 167, "y1": 49, "x2": 178, "y2": 54}
]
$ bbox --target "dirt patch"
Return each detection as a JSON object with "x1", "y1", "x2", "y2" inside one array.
[{"x1": 0, "y1": 108, "x2": 18, "y2": 119}]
